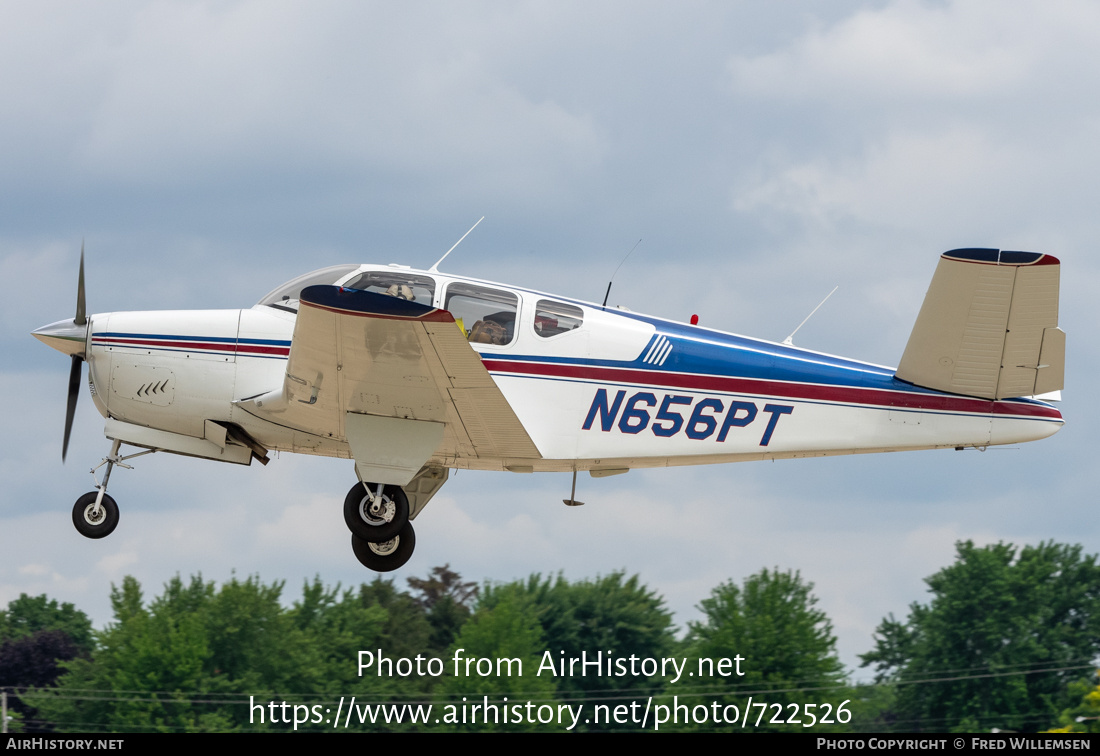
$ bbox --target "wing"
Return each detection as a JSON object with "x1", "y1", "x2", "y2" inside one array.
[
  {"x1": 896, "y1": 249, "x2": 1065, "y2": 400},
  {"x1": 239, "y1": 285, "x2": 541, "y2": 484}
]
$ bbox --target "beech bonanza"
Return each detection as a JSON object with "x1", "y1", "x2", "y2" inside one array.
[{"x1": 33, "y1": 246, "x2": 1065, "y2": 571}]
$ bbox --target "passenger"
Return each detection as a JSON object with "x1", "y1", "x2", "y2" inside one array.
[{"x1": 384, "y1": 283, "x2": 415, "y2": 301}]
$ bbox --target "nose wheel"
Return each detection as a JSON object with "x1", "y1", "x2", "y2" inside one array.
[{"x1": 72, "y1": 491, "x2": 119, "y2": 539}]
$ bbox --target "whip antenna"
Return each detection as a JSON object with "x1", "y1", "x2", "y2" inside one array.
[
  {"x1": 430, "y1": 216, "x2": 484, "y2": 273},
  {"x1": 602, "y1": 238, "x2": 642, "y2": 308},
  {"x1": 783, "y1": 285, "x2": 838, "y2": 346}
]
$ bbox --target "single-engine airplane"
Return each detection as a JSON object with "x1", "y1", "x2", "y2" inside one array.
[{"x1": 33, "y1": 244, "x2": 1065, "y2": 572}]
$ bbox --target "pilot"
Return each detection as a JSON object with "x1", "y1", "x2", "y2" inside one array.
[{"x1": 384, "y1": 283, "x2": 415, "y2": 301}]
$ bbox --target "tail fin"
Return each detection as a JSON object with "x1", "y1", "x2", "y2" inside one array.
[{"x1": 896, "y1": 249, "x2": 1064, "y2": 400}]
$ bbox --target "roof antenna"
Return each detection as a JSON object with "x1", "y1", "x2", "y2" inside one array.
[
  {"x1": 783, "y1": 285, "x2": 838, "y2": 346},
  {"x1": 602, "y1": 238, "x2": 642, "y2": 309},
  {"x1": 429, "y1": 216, "x2": 484, "y2": 273}
]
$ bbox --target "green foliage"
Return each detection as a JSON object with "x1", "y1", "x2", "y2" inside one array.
[
  {"x1": 356, "y1": 577, "x2": 432, "y2": 659},
  {"x1": 0, "y1": 593, "x2": 95, "y2": 731},
  {"x1": 479, "y1": 571, "x2": 675, "y2": 731},
  {"x1": 407, "y1": 564, "x2": 479, "y2": 652},
  {"x1": 29, "y1": 574, "x2": 424, "y2": 732},
  {"x1": 407, "y1": 564, "x2": 479, "y2": 609},
  {"x1": 860, "y1": 540, "x2": 1100, "y2": 733},
  {"x1": 1048, "y1": 672, "x2": 1100, "y2": 733},
  {"x1": 2, "y1": 709, "x2": 25, "y2": 733},
  {"x1": 32, "y1": 576, "x2": 224, "y2": 732},
  {"x1": 675, "y1": 567, "x2": 847, "y2": 732},
  {"x1": 438, "y1": 587, "x2": 556, "y2": 731},
  {"x1": 7, "y1": 564, "x2": 1001, "y2": 733},
  {"x1": 0, "y1": 630, "x2": 86, "y2": 731},
  {"x1": 843, "y1": 682, "x2": 901, "y2": 733},
  {"x1": 0, "y1": 594, "x2": 93, "y2": 652}
]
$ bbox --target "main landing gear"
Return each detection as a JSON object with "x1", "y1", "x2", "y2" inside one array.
[
  {"x1": 343, "y1": 481, "x2": 414, "y2": 571},
  {"x1": 71, "y1": 439, "x2": 153, "y2": 540}
]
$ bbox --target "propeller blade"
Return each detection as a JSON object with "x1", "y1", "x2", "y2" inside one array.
[
  {"x1": 75, "y1": 242, "x2": 86, "y2": 327},
  {"x1": 63, "y1": 354, "x2": 81, "y2": 462}
]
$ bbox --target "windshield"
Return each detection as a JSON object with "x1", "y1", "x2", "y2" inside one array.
[{"x1": 257, "y1": 264, "x2": 362, "y2": 311}]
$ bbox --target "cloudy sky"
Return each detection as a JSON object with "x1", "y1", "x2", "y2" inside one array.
[{"x1": 3, "y1": 0, "x2": 1097, "y2": 676}]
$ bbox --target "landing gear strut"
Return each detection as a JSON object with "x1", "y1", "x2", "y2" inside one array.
[{"x1": 71, "y1": 439, "x2": 153, "y2": 540}]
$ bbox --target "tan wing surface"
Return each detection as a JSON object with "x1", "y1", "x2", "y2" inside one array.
[
  {"x1": 239, "y1": 286, "x2": 540, "y2": 483},
  {"x1": 896, "y1": 249, "x2": 1064, "y2": 400}
]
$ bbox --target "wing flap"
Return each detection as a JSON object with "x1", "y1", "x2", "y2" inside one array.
[
  {"x1": 896, "y1": 249, "x2": 1063, "y2": 400},
  {"x1": 450, "y1": 387, "x2": 539, "y2": 455}
]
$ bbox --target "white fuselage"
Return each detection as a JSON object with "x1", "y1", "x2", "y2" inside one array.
[{"x1": 80, "y1": 264, "x2": 1063, "y2": 475}]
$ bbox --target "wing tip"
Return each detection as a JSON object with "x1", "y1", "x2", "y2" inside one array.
[{"x1": 300, "y1": 285, "x2": 454, "y2": 322}]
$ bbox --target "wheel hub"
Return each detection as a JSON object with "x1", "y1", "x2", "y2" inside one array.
[
  {"x1": 360, "y1": 495, "x2": 395, "y2": 525},
  {"x1": 83, "y1": 505, "x2": 105, "y2": 526},
  {"x1": 368, "y1": 536, "x2": 400, "y2": 556}
]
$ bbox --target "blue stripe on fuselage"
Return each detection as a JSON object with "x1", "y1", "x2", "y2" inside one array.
[{"x1": 479, "y1": 324, "x2": 1054, "y2": 410}]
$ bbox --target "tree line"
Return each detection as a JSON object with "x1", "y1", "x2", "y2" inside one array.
[{"x1": 1, "y1": 540, "x2": 1098, "y2": 733}]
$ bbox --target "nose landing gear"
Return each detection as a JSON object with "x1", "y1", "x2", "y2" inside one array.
[{"x1": 71, "y1": 439, "x2": 154, "y2": 540}]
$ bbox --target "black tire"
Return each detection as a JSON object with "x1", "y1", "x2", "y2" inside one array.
[
  {"x1": 72, "y1": 492, "x2": 119, "y2": 539},
  {"x1": 343, "y1": 482, "x2": 409, "y2": 543},
  {"x1": 351, "y1": 522, "x2": 415, "y2": 572}
]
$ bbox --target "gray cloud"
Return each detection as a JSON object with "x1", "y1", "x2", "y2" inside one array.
[{"x1": 2, "y1": 1, "x2": 1095, "y2": 677}]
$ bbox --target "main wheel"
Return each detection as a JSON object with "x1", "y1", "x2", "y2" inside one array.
[
  {"x1": 351, "y1": 522, "x2": 415, "y2": 572},
  {"x1": 343, "y1": 482, "x2": 409, "y2": 543},
  {"x1": 72, "y1": 492, "x2": 119, "y2": 539}
]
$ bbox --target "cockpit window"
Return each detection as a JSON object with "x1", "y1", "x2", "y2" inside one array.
[
  {"x1": 534, "y1": 299, "x2": 583, "y2": 338},
  {"x1": 257, "y1": 264, "x2": 362, "y2": 312},
  {"x1": 445, "y1": 283, "x2": 519, "y2": 346},
  {"x1": 342, "y1": 271, "x2": 436, "y2": 304}
]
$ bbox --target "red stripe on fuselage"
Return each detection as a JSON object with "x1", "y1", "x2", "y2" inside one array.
[
  {"x1": 92, "y1": 337, "x2": 290, "y2": 357},
  {"x1": 481, "y1": 359, "x2": 1062, "y2": 421}
]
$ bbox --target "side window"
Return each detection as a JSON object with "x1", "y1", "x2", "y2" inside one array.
[
  {"x1": 534, "y1": 300, "x2": 583, "y2": 338},
  {"x1": 445, "y1": 283, "x2": 519, "y2": 346},
  {"x1": 342, "y1": 271, "x2": 436, "y2": 304}
]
